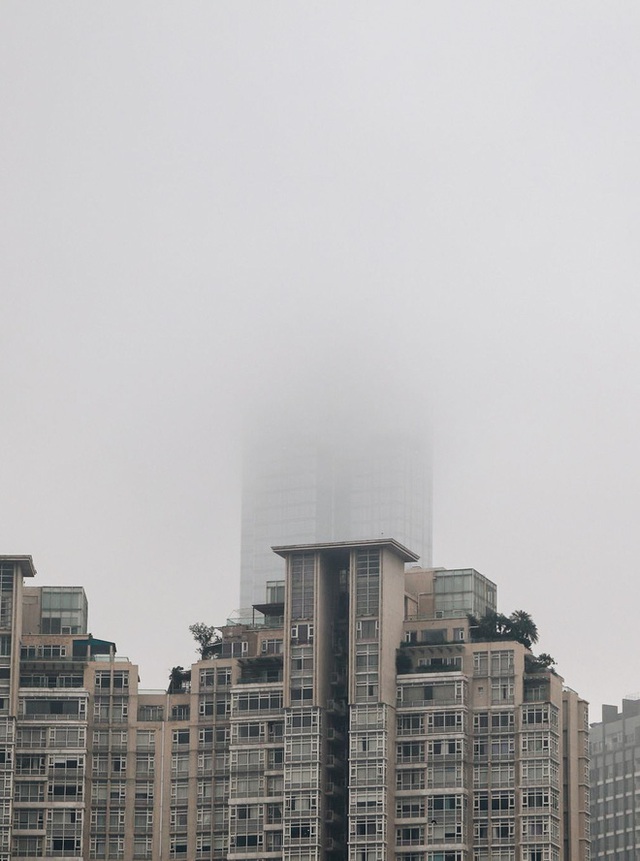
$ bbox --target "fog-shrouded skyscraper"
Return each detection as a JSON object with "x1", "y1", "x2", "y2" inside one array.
[{"x1": 239, "y1": 431, "x2": 432, "y2": 608}]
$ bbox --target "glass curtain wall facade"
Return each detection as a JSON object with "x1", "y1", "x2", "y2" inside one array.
[{"x1": 240, "y1": 435, "x2": 432, "y2": 608}]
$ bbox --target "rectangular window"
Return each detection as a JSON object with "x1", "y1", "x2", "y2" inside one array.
[
  {"x1": 490, "y1": 650, "x2": 514, "y2": 676},
  {"x1": 136, "y1": 730, "x2": 155, "y2": 750},
  {"x1": 355, "y1": 549, "x2": 380, "y2": 616},
  {"x1": 290, "y1": 553, "x2": 315, "y2": 620},
  {"x1": 491, "y1": 680, "x2": 514, "y2": 704},
  {"x1": 138, "y1": 705, "x2": 164, "y2": 722},
  {"x1": 473, "y1": 652, "x2": 488, "y2": 676},
  {"x1": 397, "y1": 715, "x2": 424, "y2": 736}
]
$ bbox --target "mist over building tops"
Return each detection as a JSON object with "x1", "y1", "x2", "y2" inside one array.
[{"x1": 240, "y1": 428, "x2": 432, "y2": 608}]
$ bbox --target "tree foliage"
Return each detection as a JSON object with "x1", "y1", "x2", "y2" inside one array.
[
  {"x1": 189, "y1": 623, "x2": 219, "y2": 657},
  {"x1": 508, "y1": 610, "x2": 539, "y2": 648},
  {"x1": 468, "y1": 609, "x2": 539, "y2": 649},
  {"x1": 168, "y1": 666, "x2": 185, "y2": 694}
]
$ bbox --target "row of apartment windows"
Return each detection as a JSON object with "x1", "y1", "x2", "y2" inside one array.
[
  {"x1": 20, "y1": 645, "x2": 66, "y2": 658},
  {"x1": 136, "y1": 704, "x2": 192, "y2": 722},
  {"x1": 397, "y1": 825, "x2": 462, "y2": 845},
  {"x1": 19, "y1": 673, "x2": 83, "y2": 688},
  {"x1": 17, "y1": 726, "x2": 85, "y2": 747},
  {"x1": 396, "y1": 708, "x2": 558, "y2": 740},
  {"x1": 396, "y1": 739, "x2": 463, "y2": 761},
  {"x1": 474, "y1": 817, "x2": 560, "y2": 841},
  {"x1": 473, "y1": 651, "x2": 515, "y2": 676},
  {"x1": 13, "y1": 837, "x2": 81, "y2": 857},
  {"x1": 198, "y1": 668, "x2": 232, "y2": 688},
  {"x1": 398, "y1": 682, "x2": 464, "y2": 707},
  {"x1": 20, "y1": 697, "x2": 86, "y2": 717},
  {"x1": 94, "y1": 671, "x2": 129, "y2": 689},
  {"x1": 15, "y1": 782, "x2": 82, "y2": 800},
  {"x1": 14, "y1": 809, "x2": 81, "y2": 828}
]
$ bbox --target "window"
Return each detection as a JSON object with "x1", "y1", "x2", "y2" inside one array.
[
  {"x1": 199, "y1": 698, "x2": 214, "y2": 717},
  {"x1": 521, "y1": 733, "x2": 556, "y2": 756},
  {"x1": 134, "y1": 782, "x2": 154, "y2": 803},
  {"x1": 490, "y1": 650, "x2": 514, "y2": 676},
  {"x1": 356, "y1": 644, "x2": 379, "y2": 671},
  {"x1": 491, "y1": 791, "x2": 515, "y2": 811},
  {"x1": 396, "y1": 826, "x2": 424, "y2": 846},
  {"x1": 490, "y1": 764, "x2": 515, "y2": 787},
  {"x1": 397, "y1": 742, "x2": 424, "y2": 763},
  {"x1": 136, "y1": 754, "x2": 155, "y2": 777},
  {"x1": 290, "y1": 646, "x2": 313, "y2": 675},
  {"x1": 357, "y1": 619, "x2": 379, "y2": 640},
  {"x1": 217, "y1": 668, "x2": 232, "y2": 686},
  {"x1": 199, "y1": 670, "x2": 215, "y2": 688},
  {"x1": 427, "y1": 711, "x2": 464, "y2": 732},
  {"x1": 170, "y1": 808, "x2": 189, "y2": 828},
  {"x1": 110, "y1": 754, "x2": 126, "y2": 774},
  {"x1": 15, "y1": 782, "x2": 44, "y2": 802},
  {"x1": 197, "y1": 779, "x2": 213, "y2": 800},
  {"x1": 172, "y1": 704, "x2": 190, "y2": 721},
  {"x1": 234, "y1": 691, "x2": 283, "y2": 713},
  {"x1": 474, "y1": 713, "x2": 489, "y2": 732},
  {"x1": 491, "y1": 680, "x2": 514, "y2": 704},
  {"x1": 236, "y1": 723, "x2": 264, "y2": 741},
  {"x1": 397, "y1": 799, "x2": 425, "y2": 818},
  {"x1": 17, "y1": 728, "x2": 46, "y2": 748},
  {"x1": 138, "y1": 704, "x2": 164, "y2": 722},
  {"x1": 356, "y1": 549, "x2": 380, "y2": 616},
  {"x1": 473, "y1": 652, "x2": 488, "y2": 676},
  {"x1": 522, "y1": 705, "x2": 557, "y2": 727},
  {"x1": 170, "y1": 836, "x2": 188, "y2": 858},
  {"x1": 290, "y1": 624, "x2": 313, "y2": 645},
  {"x1": 428, "y1": 739, "x2": 462, "y2": 757},
  {"x1": 521, "y1": 760, "x2": 558, "y2": 786},
  {"x1": 291, "y1": 685, "x2": 314, "y2": 702},
  {"x1": 13, "y1": 837, "x2": 44, "y2": 857},
  {"x1": 171, "y1": 781, "x2": 189, "y2": 801},
  {"x1": 173, "y1": 729, "x2": 190, "y2": 746},
  {"x1": 397, "y1": 715, "x2": 424, "y2": 736},
  {"x1": 290, "y1": 553, "x2": 314, "y2": 620},
  {"x1": 23, "y1": 697, "x2": 82, "y2": 717},
  {"x1": 15, "y1": 810, "x2": 45, "y2": 829},
  {"x1": 522, "y1": 789, "x2": 557, "y2": 810},
  {"x1": 133, "y1": 837, "x2": 153, "y2": 859},
  {"x1": 491, "y1": 712, "x2": 514, "y2": 731},
  {"x1": 288, "y1": 711, "x2": 318, "y2": 731},
  {"x1": 171, "y1": 753, "x2": 189, "y2": 776},
  {"x1": 136, "y1": 730, "x2": 155, "y2": 751},
  {"x1": 491, "y1": 737, "x2": 515, "y2": 758},
  {"x1": 492, "y1": 820, "x2": 514, "y2": 841},
  {"x1": 396, "y1": 769, "x2": 425, "y2": 791},
  {"x1": 51, "y1": 727, "x2": 85, "y2": 747}
]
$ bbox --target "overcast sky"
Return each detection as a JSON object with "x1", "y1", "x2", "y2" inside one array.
[{"x1": 2, "y1": 4, "x2": 639, "y2": 718}]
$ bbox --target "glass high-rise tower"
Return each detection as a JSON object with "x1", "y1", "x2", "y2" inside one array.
[{"x1": 239, "y1": 432, "x2": 432, "y2": 608}]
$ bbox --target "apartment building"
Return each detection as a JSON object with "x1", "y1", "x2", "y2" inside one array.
[
  {"x1": 2, "y1": 543, "x2": 589, "y2": 860},
  {"x1": 589, "y1": 697, "x2": 640, "y2": 860}
]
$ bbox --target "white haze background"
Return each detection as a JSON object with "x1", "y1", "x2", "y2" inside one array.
[{"x1": 2, "y1": 4, "x2": 640, "y2": 717}]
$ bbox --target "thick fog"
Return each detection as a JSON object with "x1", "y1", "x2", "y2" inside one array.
[{"x1": 2, "y1": 4, "x2": 639, "y2": 717}]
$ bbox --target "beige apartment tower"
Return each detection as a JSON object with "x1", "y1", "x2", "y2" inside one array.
[{"x1": 3, "y1": 543, "x2": 588, "y2": 860}]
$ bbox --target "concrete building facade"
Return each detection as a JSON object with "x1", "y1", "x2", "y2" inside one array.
[{"x1": 1, "y1": 544, "x2": 589, "y2": 861}]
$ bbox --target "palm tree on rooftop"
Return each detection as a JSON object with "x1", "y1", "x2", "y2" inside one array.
[{"x1": 509, "y1": 610, "x2": 539, "y2": 649}]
